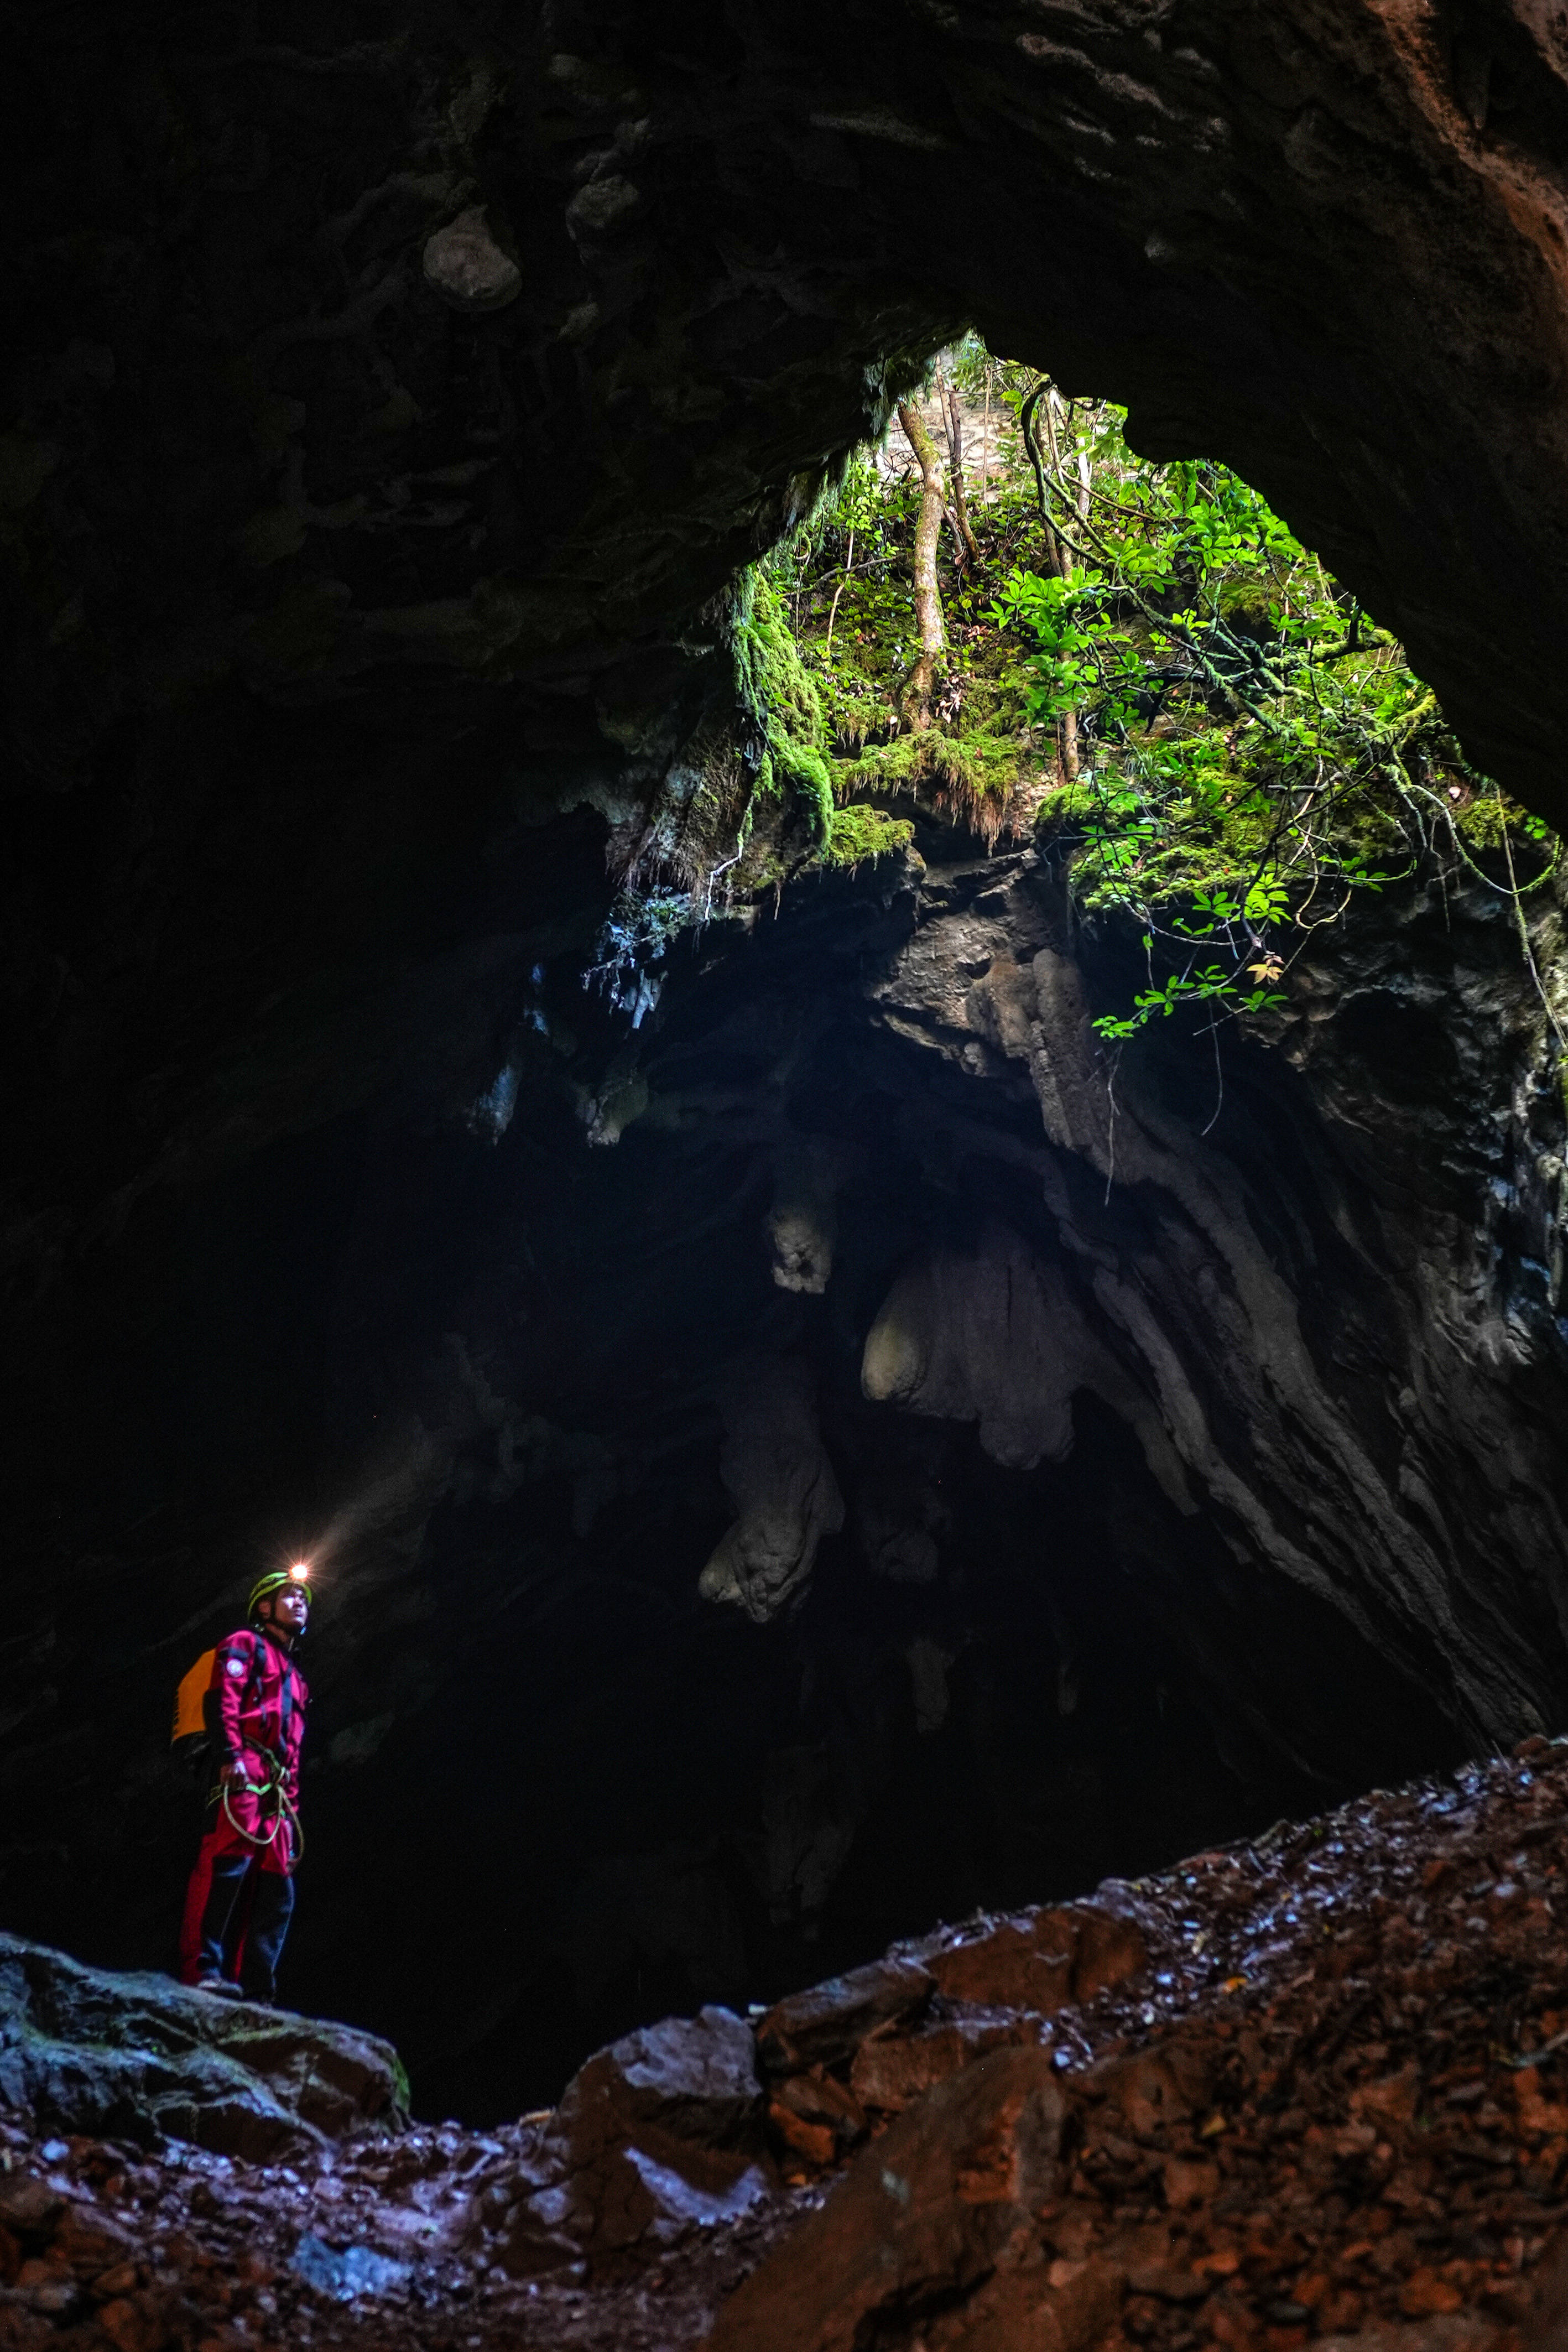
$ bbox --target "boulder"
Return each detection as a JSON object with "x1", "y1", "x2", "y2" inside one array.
[
  {"x1": 707, "y1": 2044, "x2": 1067, "y2": 2351},
  {"x1": 917, "y1": 1912, "x2": 1077, "y2": 2013},
  {"x1": 553, "y1": 2003, "x2": 762, "y2": 2167},
  {"x1": 850, "y1": 2008, "x2": 1032, "y2": 2114},
  {"x1": 754, "y1": 1957, "x2": 934, "y2": 2074},
  {"x1": 907, "y1": 1898, "x2": 1148, "y2": 2017},
  {"x1": 0, "y1": 1933, "x2": 408, "y2": 2161},
  {"x1": 1067, "y1": 1901, "x2": 1152, "y2": 2004},
  {"x1": 420, "y1": 207, "x2": 521, "y2": 314},
  {"x1": 502, "y1": 2005, "x2": 770, "y2": 2280},
  {"x1": 291, "y1": 2234, "x2": 410, "y2": 2301}
]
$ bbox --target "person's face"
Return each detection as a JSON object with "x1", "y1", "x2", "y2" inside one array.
[{"x1": 266, "y1": 1583, "x2": 311, "y2": 1639}]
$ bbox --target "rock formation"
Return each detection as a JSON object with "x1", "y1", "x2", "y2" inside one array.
[
  {"x1": 4, "y1": 787, "x2": 1561, "y2": 2115},
  {"x1": 0, "y1": 1935, "x2": 405, "y2": 2161},
  {"x1": 4, "y1": 0, "x2": 1568, "y2": 2134},
  {"x1": 7, "y1": 1739, "x2": 1568, "y2": 2351},
  {"x1": 697, "y1": 1355, "x2": 845, "y2": 1622}
]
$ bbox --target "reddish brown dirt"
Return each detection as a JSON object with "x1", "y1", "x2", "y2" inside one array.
[{"x1": 9, "y1": 1737, "x2": 1568, "y2": 2350}]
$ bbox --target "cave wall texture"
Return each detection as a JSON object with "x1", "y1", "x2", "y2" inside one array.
[
  {"x1": 6, "y1": 1, "x2": 1568, "y2": 2121},
  {"x1": 9, "y1": 0, "x2": 1568, "y2": 806}
]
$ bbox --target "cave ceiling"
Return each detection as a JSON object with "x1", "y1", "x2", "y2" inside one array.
[{"x1": 10, "y1": 0, "x2": 1568, "y2": 807}]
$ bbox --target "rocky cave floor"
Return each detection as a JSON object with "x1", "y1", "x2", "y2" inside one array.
[{"x1": 10, "y1": 1740, "x2": 1568, "y2": 2349}]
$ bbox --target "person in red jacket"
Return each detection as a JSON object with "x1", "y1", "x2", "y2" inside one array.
[{"x1": 178, "y1": 1566, "x2": 311, "y2": 2001}]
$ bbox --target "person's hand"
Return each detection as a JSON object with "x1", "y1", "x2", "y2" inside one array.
[{"x1": 221, "y1": 1760, "x2": 251, "y2": 1789}]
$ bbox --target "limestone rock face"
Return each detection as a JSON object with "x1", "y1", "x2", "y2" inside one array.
[
  {"x1": 0, "y1": 1933, "x2": 407, "y2": 2160},
  {"x1": 853, "y1": 848, "x2": 1568, "y2": 1746},
  {"x1": 698, "y1": 1355, "x2": 846, "y2": 1622},
  {"x1": 864, "y1": 1223, "x2": 1120, "y2": 1471},
  {"x1": 420, "y1": 207, "x2": 522, "y2": 314}
]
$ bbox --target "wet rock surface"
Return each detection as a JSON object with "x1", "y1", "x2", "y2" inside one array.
[{"x1": 11, "y1": 1743, "x2": 1568, "y2": 2348}]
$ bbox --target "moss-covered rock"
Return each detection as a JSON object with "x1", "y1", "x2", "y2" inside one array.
[
  {"x1": 730, "y1": 570, "x2": 835, "y2": 845},
  {"x1": 826, "y1": 803, "x2": 916, "y2": 868},
  {"x1": 0, "y1": 1932, "x2": 407, "y2": 2158}
]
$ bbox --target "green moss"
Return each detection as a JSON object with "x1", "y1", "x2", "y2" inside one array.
[
  {"x1": 728, "y1": 568, "x2": 834, "y2": 842},
  {"x1": 838, "y1": 727, "x2": 1023, "y2": 804},
  {"x1": 822, "y1": 681, "x2": 894, "y2": 748},
  {"x1": 1035, "y1": 729, "x2": 1413, "y2": 919},
  {"x1": 1456, "y1": 788, "x2": 1534, "y2": 849},
  {"x1": 826, "y1": 803, "x2": 916, "y2": 868}
]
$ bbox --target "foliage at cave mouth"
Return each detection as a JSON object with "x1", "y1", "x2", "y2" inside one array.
[{"x1": 602, "y1": 339, "x2": 1564, "y2": 1070}]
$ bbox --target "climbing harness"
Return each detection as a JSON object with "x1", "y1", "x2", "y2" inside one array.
[{"x1": 216, "y1": 1744, "x2": 304, "y2": 1867}]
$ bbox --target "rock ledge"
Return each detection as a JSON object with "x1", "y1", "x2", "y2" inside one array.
[{"x1": 0, "y1": 1933, "x2": 407, "y2": 2161}]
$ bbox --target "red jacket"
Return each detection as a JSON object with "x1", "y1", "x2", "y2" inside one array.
[{"x1": 206, "y1": 1627, "x2": 308, "y2": 1806}]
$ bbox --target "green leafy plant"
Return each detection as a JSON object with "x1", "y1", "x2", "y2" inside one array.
[
  {"x1": 616, "y1": 342, "x2": 1560, "y2": 1068},
  {"x1": 989, "y1": 395, "x2": 1558, "y2": 1038}
]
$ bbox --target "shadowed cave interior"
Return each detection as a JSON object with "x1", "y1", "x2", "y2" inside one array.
[
  {"x1": 7, "y1": 776, "x2": 1516, "y2": 2126},
  {"x1": 8, "y1": 0, "x2": 1568, "y2": 2151}
]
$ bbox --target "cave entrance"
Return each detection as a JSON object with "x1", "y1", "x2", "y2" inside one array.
[
  {"x1": 11, "y1": 365, "x2": 1559, "y2": 2131},
  {"x1": 7, "y1": 28, "x2": 1568, "y2": 2114}
]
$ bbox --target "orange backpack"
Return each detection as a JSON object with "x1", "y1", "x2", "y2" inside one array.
[{"x1": 171, "y1": 1648, "x2": 218, "y2": 1746}]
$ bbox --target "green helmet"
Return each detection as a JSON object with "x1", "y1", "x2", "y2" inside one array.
[{"x1": 248, "y1": 1563, "x2": 314, "y2": 1619}]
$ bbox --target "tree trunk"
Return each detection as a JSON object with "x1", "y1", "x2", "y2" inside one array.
[
  {"x1": 938, "y1": 367, "x2": 981, "y2": 568},
  {"x1": 824, "y1": 524, "x2": 854, "y2": 664},
  {"x1": 1040, "y1": 393, "x2": 1088, "y2": 784},
  {"x1": 897, "y1": 398, "x2": 947, "y2": 731}
]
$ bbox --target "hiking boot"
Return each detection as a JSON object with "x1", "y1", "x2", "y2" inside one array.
[{"x1": 194, "y1": 1973, "x2": 244, "y2": 1999}]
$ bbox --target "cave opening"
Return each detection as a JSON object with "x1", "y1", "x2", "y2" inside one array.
[{"x1": 6, "y1": 5, "x2": 1568, "y2": 2162}]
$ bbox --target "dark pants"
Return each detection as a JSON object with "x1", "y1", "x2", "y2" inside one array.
[{"x1": 180, "y1": 1825, "x2": 296, "y2": 1998}]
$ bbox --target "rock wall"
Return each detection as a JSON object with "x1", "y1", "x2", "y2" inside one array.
[
  {"x1": 3, "y1": 780, "x2": 1560, "y2": 2118},
  {"x1": 845, "y1": 845, "x2": 1568, "y2": 1744}
]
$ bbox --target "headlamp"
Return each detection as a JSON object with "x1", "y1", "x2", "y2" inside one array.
[{"x1": 248, "y1": 1564, "x2": 315, "y2": 1617}]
